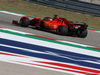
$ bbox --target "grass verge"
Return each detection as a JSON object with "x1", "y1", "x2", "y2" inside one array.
[{"x1": 0, "y1": 0, "x2": 100, "y2": 29}]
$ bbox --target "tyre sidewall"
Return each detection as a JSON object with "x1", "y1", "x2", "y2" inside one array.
[
  {"x1": 19, "y1": 17, "x2": 30, "y2": 27},
  {"x1": 57, "y1": 25, "x2": 68, "y2": 35},
  {"x1": 78, "y1": 30, "x2": 88, "y2": 38}
]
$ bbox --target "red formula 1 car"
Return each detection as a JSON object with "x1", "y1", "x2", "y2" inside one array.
[{"x1": 13, "y1": 15, "x2": 88, "y2": 38}]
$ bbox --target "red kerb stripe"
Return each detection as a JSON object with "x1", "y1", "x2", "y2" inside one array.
[{"x1": 35, "y1": 61, "x2": 100, "y2": 74}]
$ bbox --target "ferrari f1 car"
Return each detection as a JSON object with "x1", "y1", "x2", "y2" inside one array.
[{"x1": 13, "y1": 15, "x2": 88, "y2": 38}]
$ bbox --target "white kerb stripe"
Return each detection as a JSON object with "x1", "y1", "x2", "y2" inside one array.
[{"x1": 0, "y1": 32, "x2": 100, "y2": 58}]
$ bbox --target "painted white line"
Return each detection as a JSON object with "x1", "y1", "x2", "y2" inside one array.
[
  {"x1": 0, "y1": 28, "x2": 94, "y2": 47},
  {"x1": 2, "y1": 60, "x2": 84, "y2": 75},
  {"x1": 0, "y1": 53, "x2": 87, "y2": 75},
  {"x1": 0, "y1": 11, "x2": 24, "y2": 16},
  {"x1": 1, "y1": 51, "x2": 100, "y2": 74},
  {"x1": 1, "y1": 51, "x2": 100, "y2": 70},
  {"x1": 60, "y1": 41, "x2": 93, "y2": 47},
  {"x1": 0, "y1": 32, "x2": 100, "y2": 58},
  {"x1": 1, "y1": 43, "x2": 99, "y2": 65},
  {"x1": 95, "y1": 31, "x2": 100, "y2": 33},
  {"x1": 2, "y1": 28, "x2": 33, "y2": 34}
]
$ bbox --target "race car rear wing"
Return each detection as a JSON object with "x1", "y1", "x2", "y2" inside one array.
[{"x1": 73, "y1": 22, "x2": 88, "y2": 30}]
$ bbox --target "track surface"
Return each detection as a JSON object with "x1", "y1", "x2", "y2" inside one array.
[
  {"x1": 0, "y1": 61, "x2": 72, "y2": 75},
  {"x1": 0, "y1": 12, "x2": 100, "y2": 75},
  {"x1": 0, "y1": 12, "x2": 100, "y2": 47}
]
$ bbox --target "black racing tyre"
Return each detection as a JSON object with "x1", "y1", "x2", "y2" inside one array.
[
  {"x1": 56, "y1": 25, "x2": 68, "y2": 35},
  {"x1": 30, "y1": 19, "x2": 36, "y2": 26},
  {"x1": 78, "y1": 30, "x2": 88, "y2": 38},
  {"x1": 19, "y1": 17, "x2": 30, "y2": 27}
]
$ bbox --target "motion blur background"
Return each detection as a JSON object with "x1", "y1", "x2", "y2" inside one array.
[{"x1": 80, "y1": 0, "x2": 100, "y2": 4}]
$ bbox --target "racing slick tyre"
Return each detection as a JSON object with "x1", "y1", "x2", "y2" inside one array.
[
  {"x1": 78, "y1": 30, "x2": 88, "y2": 38},
  {"x1": 19, "y1": 17, "x2": 30, "y2": 27},
  {"x1": 56, "y1": 25, "x2": 68, "y2": 35}
]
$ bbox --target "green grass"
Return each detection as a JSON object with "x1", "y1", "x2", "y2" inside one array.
[{"x1": 0, "y1": 0, "x2": 100, "y2": 30}]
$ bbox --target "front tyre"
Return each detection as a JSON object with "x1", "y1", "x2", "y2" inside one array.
[
  {"x1": 19, "y1": 17, "x2": 30, "y2": 27},
  {"x1": 78, "y1": 30, "x2": 88, "y2": 38},
  {"x1": 56, "y1": 25, "x2": 68, "y2": 35}
]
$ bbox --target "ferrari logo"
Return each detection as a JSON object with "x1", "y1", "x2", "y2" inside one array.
[{"x1": 49, "y1": 24, "x2": 52, "y2": 27}]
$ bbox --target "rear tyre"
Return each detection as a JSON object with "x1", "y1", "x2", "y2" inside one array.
[
  {"x1": 78, "y1": 30, "x2": 88, "y2": 38},
  {"x1": 19, "y1": 17, "x2": 30, "y2": 27},
  {"x1": 56, "y1": 25, "x2": 68, "y2": 35}
]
